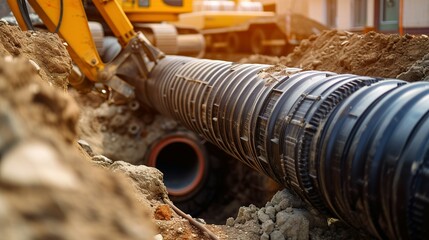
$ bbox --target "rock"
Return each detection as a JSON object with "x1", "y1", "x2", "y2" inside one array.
[
  {"x1": 91, "y1": 155, "x2": 114, "y2": 168},
  {"x1": 271, "y1": 189, "x2": 302, "y2": 207},
  {"x1": 265, "y1": 206, "x2": 276, "y2": 220},
  {"x1": 404, "y1": 33, "x2": 413, "y2": 39},
  {"x1": 396, "y1": 66, "x2": 424, "y2": 81},
  {"x1": 271, "y1": 190, "x2": 286, "y2": 205},
  {"x1": 277, "y1": 211, "x2": 310, "y2": 240},
  {"x1": 226, "y1": 217, "x2": 235, "y2": 226},
  {"x1": 0, "y1": 141, "x2": 79, "y2": 190},
  {"x1": 154, "y1": 234, "x2": 163, "y2": 240},
  {"x1": 258, "y1": 209, "x2": 271, "y2": 223},
  {"x1": 278, "y1": 199, "x2": 291, "y2": 210},
  {"x1": 397, "y1": 53, "x2": 429, "y2": 82},
  {"x1": 270, "y1": 230, "x2": 285, "y2": 240},
  {"x1": 276, "y1": 211, "x2": 289, "y2": 226},
  {"x1": 109, "y1": 161, "x2": 168, "y2": 200},
  {"x1": 77, "y1": 139, "x2": 95, "y2": 156},
  {"x1": 260, "y1": 232, "x2": 269, "y2": 240},
  {"x1": 261, "y1": 219, "x2": 275, "y2": 234},
  {"x1": 236, "y1": 205, "x2": 258, "y2": 224},
  {"x1": 422, "y1": 60, "x2": 429, "y2": 67}
]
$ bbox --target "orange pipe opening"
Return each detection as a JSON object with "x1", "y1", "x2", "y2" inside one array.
[{"x1": 147, "y1": 135, "x2": 206, "y2": 197}]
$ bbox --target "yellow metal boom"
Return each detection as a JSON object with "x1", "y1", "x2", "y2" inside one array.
[{"x1": 8, "y1": 0, "x2": 163, "y2": 101}]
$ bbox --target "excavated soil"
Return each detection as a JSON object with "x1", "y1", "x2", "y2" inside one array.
[
  {"x1": 2, "y1": 22, "x2": 429, "y2": 240},
  {"x1": 0, "y1": 22, "x2": 71, "y2": 89},
  {"x1": 0, "y1": 57, "x2": 158, "y2": 240},
  {"x1": 240, "y1": 30, "x2": 429, "y2": 81}
]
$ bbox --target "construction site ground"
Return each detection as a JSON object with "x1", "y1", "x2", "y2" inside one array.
[{"x1": 1, "y1": 21, "x2": 429, "y2": 240}]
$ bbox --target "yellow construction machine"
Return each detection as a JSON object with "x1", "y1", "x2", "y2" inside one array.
[
  {"x1": 85, "y1": 0, "x2": 205, "y2": 58},
  {"x1": 175, "y1": 0, "x2": 328, "y2": 55},
  {"x1": 114, "y1": 0, "x2": 328, "y2": 56},
  {"x1": 8, "y1": 0, "x2": 158, "y2": 96}
]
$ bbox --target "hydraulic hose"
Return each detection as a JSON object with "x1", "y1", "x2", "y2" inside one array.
[{"x1": 140, "y1": 56, "x2": 429, "y2": 239}]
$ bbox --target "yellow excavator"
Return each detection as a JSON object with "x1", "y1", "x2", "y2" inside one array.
[
  {"x1": 83, "y1": 0, "x2": 327, "y2": 57},
  {"x1": 15, "y1": 2, "x2": 167, "y2": 108},
  {"x1": 118, "y1": 0, "x2": 327, "y2": 55},
  {"x1": 84, "y1": 0, "x2": 205, "y2": 58}
]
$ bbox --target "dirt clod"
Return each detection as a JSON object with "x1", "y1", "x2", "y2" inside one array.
[{"x1": 155, "y1": 205, "x2": 173, "y2": 220}]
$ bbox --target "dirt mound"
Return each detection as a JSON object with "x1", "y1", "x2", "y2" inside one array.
[
  {"x1": 284, "y1": 30, "x2": 429, "y2": 79},
  {"x1": 240, "y1": 30, "x2": 429, "y2": 80},
  {"x1": 0, "y1": 23, "x2": 71, "y2": 89},
  {"x1": 0, "y1": 57, "x2": 157, "y2": 240}
]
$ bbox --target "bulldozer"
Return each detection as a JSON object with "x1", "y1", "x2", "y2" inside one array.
[{"x1": 5, "y1": 0, "x2": 429, "y2": 239}]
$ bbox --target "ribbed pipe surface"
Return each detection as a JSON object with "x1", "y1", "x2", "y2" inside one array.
[{"x1": 141, "y1": 56, "x2": 429, "y2": 239}]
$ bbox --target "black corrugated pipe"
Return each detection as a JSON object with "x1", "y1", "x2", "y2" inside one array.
[{"x1": 138, "y1": 56, "x2": 429, "y2": 239}]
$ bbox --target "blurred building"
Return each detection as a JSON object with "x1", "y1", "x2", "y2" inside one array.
[{"x1": 258, "y1": 0, "x2": 429, "y2": 34}]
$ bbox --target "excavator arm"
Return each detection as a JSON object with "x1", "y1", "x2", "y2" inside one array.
[{"x1": 7, "y1": 0, "x2": 163, "y2": 101}]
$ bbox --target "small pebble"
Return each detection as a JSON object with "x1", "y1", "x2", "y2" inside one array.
[{"x1": 226, "y1": 217, "x2": 235, "y2": 227}]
